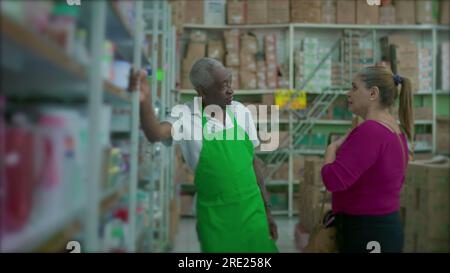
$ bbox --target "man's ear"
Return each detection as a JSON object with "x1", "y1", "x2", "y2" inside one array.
[
  {"x1": 196, "y1": 86, "x2": 206, "y2": 99},
  {"x1": 369, "y1": 86, "x2": 380, "y2": 101}
]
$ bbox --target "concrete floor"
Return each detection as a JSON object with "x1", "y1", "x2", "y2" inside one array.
[{"x1": 171, "y1": 216, "x2": 298, "y2": 253}]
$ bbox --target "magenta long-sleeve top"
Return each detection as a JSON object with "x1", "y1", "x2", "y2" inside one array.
[{"x1": 321, "y1": 120, "x2": 408, "y2": 215}]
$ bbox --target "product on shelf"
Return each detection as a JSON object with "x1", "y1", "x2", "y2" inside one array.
[
  {"x1": 240, "y1": 71, "x2": 257, "y2": 89},
  {"x1": 229, "y1": 67, "x2": 240, "y2": 90},
  {"x1": 321, "y1": 0, "x2": 336, "y2": 24},
  {"x1": 247, "y1": 0, "x2": 268, "y2": 24},
  {"x1": 268, "y1": 0, "x2": 290, "y2": 24},
  {"x1": 256, "y1": 53, "x2": 267, "y2": 89},
  {"x1": 227, "y1": 0, "x2": 246, "y2": 25},
  {"x1": 441, "y1": 0, "x2": 450, "y2": 25},
  {"x1": 337, "y1": 0, "x2": 356, "y2": 24},
  {"x1": 207, "y1": 40, "x2": 225, "y2": 63},
  {"x1": 224, "y1": 29, "x2": 240, "y2": 67},
  {"x1": 395, "y1": 0, "x2": 416, "y2": 25},
  {"x1": 185, "y1": 0, "x2": 204, "y2": 24},
  {"x1": 264, "y1": 34, "x2": 278, "y2": 89},
  {"x1": 291, "y1": 0, "x2": 322, "y2": 23},
  {"x1": 415, "y1": 0, "x2": 438, "y2": 24},
  {"x1": 419, "y1": 48, "x2": 433, "y2": 93},
  {"x1": 356, "y1": 0, "x2": 379, "y2": 25},
  {"x1": 3, "y1": 115, "x2": 35, "y2": 234},
  {"x1": 379, "y1": 3, "x2": 396, "y2": 25},
  {"x1": 204, "y1": 0, "x2": 226, "y2": 26}
]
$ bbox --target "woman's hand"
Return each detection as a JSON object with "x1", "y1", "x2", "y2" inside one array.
[{"x1": 330, "y1": 132, "x2": 350, "y2": 150}]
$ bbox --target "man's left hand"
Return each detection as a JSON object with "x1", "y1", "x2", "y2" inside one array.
[{"x1": 267, "y1": 213, "x2": 278, "y2": 241}]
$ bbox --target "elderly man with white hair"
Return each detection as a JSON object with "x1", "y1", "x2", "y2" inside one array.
[{"x1": 130, "y1": 57, "x2": 278, "y2": 253}]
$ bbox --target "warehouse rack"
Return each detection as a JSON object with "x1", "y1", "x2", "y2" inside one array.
[
  {"x1": 0, "y1": 0, "x2": 175, "y2": 253},
  {"x1": 175, "y1": 22, "x2": 450, "y2": 218}
]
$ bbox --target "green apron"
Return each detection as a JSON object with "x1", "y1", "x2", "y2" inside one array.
[{"x1": 194, "y1": 108, "x2": 278, "y2": 253}]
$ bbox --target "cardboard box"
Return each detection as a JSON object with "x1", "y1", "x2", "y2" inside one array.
[
  {"x1": 414, "y1": 107, "x2": 433, "y2": 120},
  {"x1": 227, "y1": 0, "x2": 246, "y2": 25},
  {"x1": 247, "y1": 0, "x2": 268, "y2": 24},
  {"x1": 207, "y1": 40, "x2": 225, "y2": 62},
  {"x1": 185, "y1": 42, "x2": 206, "y2": 61},
  {"x1": 437, "y1": 116, "x2": 450, "y2": 154},
  {"x1": 337, "y1": 0, "x2": 356, "y2": 24},
  {"x1": 185, "y1": 0, "x2": 204, "y2": 24},
  {"x1": 356, "y1": 0, "x2": 379, "y2": 24},
  {"x1": 204, "y1": 0, "x2": 226, "y2": 26},
  {"x1": 268, "y1": 0, "x2": 290, "y2": 23},
  {"x1": 395, "y1": 0, "x2": 415, "y2": 24},
  {"x1": 240, "y1": 51, "x2": 257, "y2": 72},
  {"x1": 379, "y1": 4, "x2": 396, "y2": 24},
  {"x1": 441, "y1": 0, "x2": 450, "y2": 24},
  {"x1": 228, "y1": 66, "x2": 240, "y2": 90},
  {"x1": 226, "y1": 53, "x2": 240, "y2": 67},
  {"x1": 180, "y1": 194, "x2": 194, "y2": 216},
  {"x1": 240, "y1": 71, "x2": 257, "y2": 89},
  {"x1": 257, "y1": 60, "x2": 267, "y2": 89},
  {"x1": 304, "y1": 156, "x2": 323, "y2": 186},
  {"x1": 321, "y1": 0, "x2": 337, "y2": 24},
  {"x1": 169, "y1": 0, "x2": 186, "y2": 33},
  {"x1": 403, "y1": 157, "x2": 450, "y2": 252},
  {"x1": 416, "y1": 0, "x2": 438, "y2": 24},
  {"x1": 224, "y1": 29, "x2": 240, "y2": 53},
  {"x1": 291, "y1": 0, "x2": 322, "y2": 23},
  {"x1": 241, "y1": 33, "x2": 258, "y2": 54}
]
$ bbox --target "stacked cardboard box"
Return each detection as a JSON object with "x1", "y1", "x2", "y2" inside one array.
[
  {"x1": 441, "y1": 0, "x2": 450, "y2": 25},
  {"x1": 268, "y1": 0, "x2": 290, "y2": 24},
  {"x1": 321, "y1": 0, "x2": 336, "y2": 24},
  {"x1": 181, "y1": 31, "x2": 207, "y2": 89},
  {"x1": 185, "y1": 1, "x2": 204, "y2": 24},
  {"x1": 204, "y1": 0, "x2": 226, "y2": 26},
  {"x1": 247, "y1": 0, "x2": 268, "y2": 24},
  {"x1": 291, "y1": 0, "x2": 322, "y2": 23},
  {"x1": 224, "y1": 29, "x2": 240, "y2": 88},
  {"x1": 297, "y1": 157, "x2": 331, "y2": 232},
  {"x1": 227, "y1": 0, "x2": 246, "y2": 25},
  {"x1": 403, "y1": 157, "x2": 450, "y2": 252},
  {"x1": 442, "y1": 43, "x2": 450, "y2": 91},
  {"x1": 229, "y1": 66, "x2": 240, "y2": 90},
  {"x1": 299, "y1": 38, "x2": 332, "y2": 92},
  {"x1": 169, "y1": 0, "x2": 186, "y2": 33},
  {"x1": 256, "y1": 53, "x2": 267, "y2": 89},
  {"x1": 416, "y1": 0, "x2": 438, "y2": 24},
  {"x1": 413, "y1": 107, "x2": 433, "y2": 120},
  {"x1": 395, "y1": 0, "x2": 415, "y2": 24},
  {"x1": 418, "y1": 48, "x2": 433, "y2": 93},
  {"x1": 437, "y1": 116, "x2": 450, "y2": 154},
  {"x1": 337, "y1": 0, "x2": 356, "y2": 24},
  {"x1": 356, "y1": 0, "x2": 379, "y2": 24},
  {"x1": 379, "y1": 3, "x2": 396, "y2": 25},
  {"x1": 331, "y1": 61, "x2": 344, "y2": 87},
  {"x1": 240, "y1": 33, "x2": 258, "y2": 89},
  {"x1": 180, "y1": 194, "x2": 194, "y2": 216},
  {"x1": 207, "y1": 40, "x2": 225, "y2": 63},
  {"x1": 265, "y1": 34, "x2": 278, "y2": 89}
]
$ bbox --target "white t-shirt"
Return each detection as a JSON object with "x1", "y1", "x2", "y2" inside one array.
[{"x1": 163, "y1": 98, "x2": 259, "y2": 172}]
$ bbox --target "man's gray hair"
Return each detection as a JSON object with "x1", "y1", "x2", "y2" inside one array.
[{"x1": 189, "y1": 57, "x2": 224, "y2": 90}]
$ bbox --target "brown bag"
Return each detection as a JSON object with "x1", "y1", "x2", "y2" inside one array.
[{"x1": 304, "y1": 191, "x2": 337, "y2": 253}]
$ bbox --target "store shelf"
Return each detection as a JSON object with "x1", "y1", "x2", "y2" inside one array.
[
  {"x1": 291, "y1": 23, "x2": 450, "y2": 31},
  {"x1": 184, "y1": 23, "x2": 290, "y2": 30},
  {"x1": 104, "y1": 80, "x2": 131, "y2": 103},
  {"x1": 101, "y1": 175, "x2": 129, "y2": 202},
  {"x1": 0, "y1": 205, "x2": 85, "y2": 252},
  {"x1": 176, "y1": 89, "x2": 276, "y2": 95}
]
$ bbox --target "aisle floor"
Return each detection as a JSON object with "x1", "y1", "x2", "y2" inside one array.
[{"x1": 171, "y1": 216, "x2": 298, "y2": 253}]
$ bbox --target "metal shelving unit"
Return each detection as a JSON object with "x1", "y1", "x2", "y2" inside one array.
[
  {"x1": 177, "y1": 20, "x2": 449, "y2": 218},
  {"x1": 0, "y1": 0, "x2": 175, "y2": 253}
]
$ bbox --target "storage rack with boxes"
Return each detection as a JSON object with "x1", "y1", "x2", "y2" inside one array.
[
  {"x1": 170, "y1": 0, "x2": 450, "y2": 238},
  {"x1": 1, "y1": 0, "x2": 176, "y2": 253}
]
